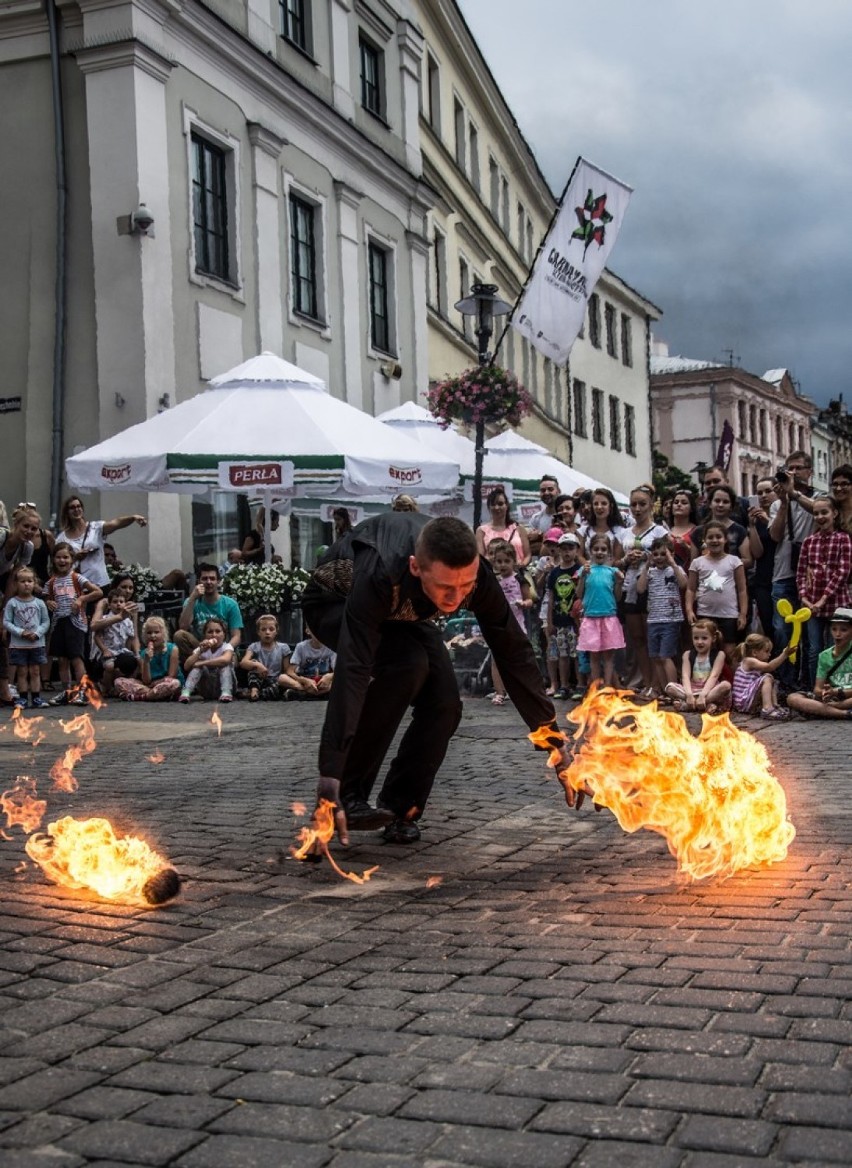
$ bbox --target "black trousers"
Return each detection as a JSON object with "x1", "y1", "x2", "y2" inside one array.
[{"x1": 305, "y1": 603, "x2": 462, "y2": 819}]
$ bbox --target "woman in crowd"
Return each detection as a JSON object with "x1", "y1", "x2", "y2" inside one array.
[
  {"x1": 618, "y1": 483, "x2": 669, "y2": 695},
  {"x1": 475, "y1": 486, "x2": 530, "y2": 564},
  {"x1": 241, "y1": 506, "x2": 281, "y2": 565},
  {"x1": 689, "y1": 485, "x2": 751, "y2": 569},
  {"x1": 830, "y1": 464, "x2": 852, "y2": 537},
  {"x1": 551, "y1": 495, "x2": 583, "y2": 548},
  {"x1": 57, "y1": 496, "x2": 147, "y2": 589},
  {"x1": 580, "y1": 487, "x2": 629, "y2": 562},
  {"x1": 666, "y1": 489, "x2": 699, "y2": 571}
]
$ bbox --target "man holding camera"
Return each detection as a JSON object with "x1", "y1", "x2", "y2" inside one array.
[{"x1": 768, "y1": 451, "x2": 818, "y2": 686}]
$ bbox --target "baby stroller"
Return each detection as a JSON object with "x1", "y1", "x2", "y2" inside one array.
[{"x1": 443, "y1": 611, "x2": 491, "y2": 694}]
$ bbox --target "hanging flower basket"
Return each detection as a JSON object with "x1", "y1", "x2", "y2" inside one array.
[{"x1": 426, "y1": 365, "x2": 533, "y2": 430}]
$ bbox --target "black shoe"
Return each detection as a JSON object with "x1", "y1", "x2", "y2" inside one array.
[
  {"x1": 343, "y1": 800, "x2": 396, "y2": 831},
  {"x1": 381, "y1": 818, "x2": 421, "y2": 844}
]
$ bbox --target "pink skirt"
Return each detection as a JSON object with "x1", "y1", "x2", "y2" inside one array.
[{"x1": 577, "y1": 615, "x2": 625, "y2": 652}]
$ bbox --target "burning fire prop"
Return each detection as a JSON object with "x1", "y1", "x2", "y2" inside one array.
[
  {"x1": 532, "y1": 688, "x2": 795, "y2": 881},
  {"x1": 25, "y1": 817, "x2": 180, "y2": 905},
  {"x1": 2, "y1": 691, "x2": 181, "y2": 906},
  {"x1": 292, "y1": 799, "x2": 379, "y2": 885}
]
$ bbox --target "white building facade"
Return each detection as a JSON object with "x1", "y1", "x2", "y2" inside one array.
[
  {"x1": 0, "y1": 0, "x2": 432, "y2": 568},
  {"x1": 413, "y1": 0, "x2": 660, "y2": 502}
]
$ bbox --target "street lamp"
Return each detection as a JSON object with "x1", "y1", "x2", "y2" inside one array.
[{"x1": 454, "y1": 282, "x2": 513, "y2": 529}]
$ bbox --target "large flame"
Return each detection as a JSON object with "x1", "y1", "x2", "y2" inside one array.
[
  {"x1": 49, "y1": 713, "x2": 97, "y2": 792},
  {"x1": 25, "y1": 816, "x2": 172, "y2": 903},
  {"x1": 1, "y1": 776, "x2": 47, "y2": 835},
  {"x1": 292, "y1": 799, "x2": 380, "y2": 885},
  {"x1": 11, "y1": 707, "x2": 46, "y2": 749},
  {"x1": 532, "y1": 687, "x2": 795, "y2": 881}
]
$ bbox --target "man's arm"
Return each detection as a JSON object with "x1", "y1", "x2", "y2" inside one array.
[{"x1": 178, "y1": 589, "x2": 200, "y2": 631}]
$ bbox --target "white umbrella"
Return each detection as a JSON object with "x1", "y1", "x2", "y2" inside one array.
[
  {"x1": 66, "y1": 353, "x2": 461, "y2": 500},
  {"x1": 483, "y1": 431, "x2": 627, "y2": 506}
]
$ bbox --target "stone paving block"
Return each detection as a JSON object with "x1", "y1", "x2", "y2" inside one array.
[
  {"x1": 624, "y1": 1079, "x2": 765, "y2": 1118},
  {"x1": 2, "y1": 1024, "x2": 109, "y2": 1064},
  {"x1": 0, "y1": 1112, "x2": 87, "y2": 1148},
  {"x1": 53, "y1": 1085, "x2": 152, "y2": 1120},
  {"x1": 333, "y1": 1082, "x2": 414, "y2": 1116},
  {"x1": 409, "y1": 1061, "x2": 503, "y2": 1091},
  {"x1": 125, "y1": 1093, "x2": 236, "y2": 1129},
  {"x1": 157, "y1": 1039, "x2": 245, "y2": 1066},
  {"x1": 675, "y1": 1113, "x2": 777, "y2": 1156},
  {"x1": 57, "y1": 1118, "x2": 205, "y2": 1164},
  {"x1": 625, "y1": 1028, "x2": 752, "y2": 1057},
  {"x1": 224, "y1": 1046, "x2": 353, "y2": 1076},
  {"x1": 107, "y1": 1016, "x2": 212, "y2": 1051},
  {"x1": 531, "y1": 1099, "x2": 679, "y2": 1142},
  {"x1": 108, "y1": 1062, "x2": 239, "y2": 1095},
  {"x1": 216, "y1": 1071, "x2": 349, "y2": 1106},
  {"x1": 763, "y1": 1090, "x2": 852, "y2": 1127},
  {"x1": 397, "y1": 1086, "x2": 542, "y2": 1129},
  {"x1": 429, "y1": 1123, "x2": 584, "y2": 1168},
  {"x1": 402, "y1": 1013, "x2": 520, "y2": 1040},
  {"x1": 333, "y1": 1114, "x2": 443, "y2": 1155},
  {"x1": 0, "y1": 1150, "x2": 87, "y2": 1168},
  {"x1": 64, "y1": 1047, "x2": 149, "y2": 1076},
  {"x1": 790, "y1": 1016, "x2": 852, "y2": 1043},
  {"x1": 0, "y1": 1067, "x2": 101, "y2": 1111},
  {"x1": 573, "y1": 1141, "x2": 685, "y2": 1168},
  {"x1": 495, "y1": 1067, "x2": 629, "y2": 1104},
  {"x1": 0, "y1": 1000, "x2": 92, "y2": 1035},
  {"x1": 776, "y1": 1124, "x2": 852, "y2": 1164},
  {"x1": 206, "y1": 1099, "x2": 353, "y2": 1142},
  {"x1": 629, "y1": 1052, "x2": 762, "y2": 1086},
  {"x1": 548, "y1": 1046, "x2": 635, "y2": 1073},
  {"x1": 750, "y1": 1036, "x2": 838, "y2": 1065},
  {"x1": 175, "y1": 1133, "x2": 332, "y2": 1168},
  {"x1": 759, "y1": 1062, "x2": 852, "y2": 1093},
  {"x1": 0, "y1": 1058, "x2": 48, "y2": 1087},
  {"x1": 513, "y1": 1019, "x2": 631, "y2": 1046}
]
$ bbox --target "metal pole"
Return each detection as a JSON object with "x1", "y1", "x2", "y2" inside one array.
[{"x1": 473, "y1": 417, "x2": 486, "y2": 530}]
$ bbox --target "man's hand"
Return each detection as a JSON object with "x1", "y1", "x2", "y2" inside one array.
[{"x1": 316, "y1": 776, "x2": 349, "y2": 846}]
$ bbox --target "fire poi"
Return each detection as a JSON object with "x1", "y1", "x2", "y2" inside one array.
[
  {"x1": 533, "y1": 687, "x2": 795, "y2": 881},
  {"x1": 2, "y1": 684, "x2": 181, "y2": 906}
]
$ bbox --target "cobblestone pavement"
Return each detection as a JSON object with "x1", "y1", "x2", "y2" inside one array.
[{"x1": 0, "y1": 694, "x2": 850, "y2": 1168}]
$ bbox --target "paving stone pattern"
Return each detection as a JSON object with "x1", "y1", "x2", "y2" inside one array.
[{"x1": 0, "y1": 697, "x2": 850, "y2": 1166}]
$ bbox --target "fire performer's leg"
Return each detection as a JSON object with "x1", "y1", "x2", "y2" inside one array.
[
  {"x1": 339, "y1": 624, "x2": 437, "y2": 810},
  {"x1": 376, "y1": 623, "x2": 462, "y2": 820}
]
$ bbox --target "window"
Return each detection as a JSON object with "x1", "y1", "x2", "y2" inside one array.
[
  {"x1": 741, "y1": 472, "x2": 749, "y2": 496},
  {"x1": 432, "y1": 227, "x2": 446, "y2": 315},
  {"x1": 573, "y1": 379, "x2": 587, "y2": 438},
  {"x1": 368, "y1": 241, "x2": 392, "y2": 354},
  {"x1": 468, "y1": 123, "x2": 480, "y2": 191},
  {"x1": 425, "y1": 52, "x2": 440, "y2": 130},
  {"x1": 289, "y1": 194, "x2": 319, "y2": 320},
  {"x1": 749, "y1": 403, "x2": 757, "y2": 444},
  {"x1": 191, "y1": 133, "x2": 229, "y2": 281},
  {"x1": 609, "y1": 395, "x2": 622, "y2": 450},
  {"x1": 624, "y1": 403, "x2": 636, "y2": 455},
  {"x1": 501, "y1": 176, "x2": 510, "y2": 234},
  {"x1": 588, "y1": 294, "x2": 601, "y2": 348},
  {"x1": 788, "y1": 421, "x2": 795, "y2": 451},
  {"x1": 620, "y1": 313, "x2": 633, "y2": 366},
  {"x1": 775, "y1": 416, "x2": 783, "y2": 455},
  {"x1": 526, "y1": 216, "x2": 534, "y2": 265},
  {"x1": 759, "y1": 408, "x2": 766, "y2": 448},
  {"x1": 517, "y1": 202, "x2": 525, "y2": 257},
  {"x1": 280, "y1": 0, "x2": 309, "y2": 52},
  {"x1": 453, "y1": 97, "x2": 466, "y2": 170},
  {"x1": 489, "y1": 156, "x2": 499, "y2": 219},
  {"x1": 605, "y1": 302, "x2": 617, "y2": 357},
  {"x1": 738, "y1": 401, "x2": 747, "y2": 437},
  {"x1": 459, "y1": 257, "x2": 470, "y2": 337},
  {"x1": 359, "y1": 35, "x2": 383, "y2": 118},
  {"x1": 592, "y1": 387, "x2": 604, "y2": 445}
]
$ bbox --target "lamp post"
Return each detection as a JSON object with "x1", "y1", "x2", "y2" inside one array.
[{"x1": 454, "y1": 282, "x2": 512, "y2": 529}]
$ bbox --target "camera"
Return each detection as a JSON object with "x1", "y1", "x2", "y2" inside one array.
[{"x1": 774, "y1": 466, "x2": 790, "y2": 485}]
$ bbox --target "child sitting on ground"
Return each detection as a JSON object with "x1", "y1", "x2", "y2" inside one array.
[
  {"x1": 180, "y1": 617, "x2": 235, "y2": 703},
  {"x1": 666, "y1": 617, "x2": 731, "y2": 714},
  {"x1": 787, "y1": 607, "x2": 852, "y2": 720},
  {"x1": 239, "y1": 613, "x2": 301, "y2": 701},
  {"x1": 114, "y1": 616, "x2": 183, "y2": 702},
  {"x1": 288, "y1": 625, "x2": 336, "y2": 698},
  {"x1": 3, "y1": 567, "x2": 51, "y2": 708},
  {"x1": 731, "y1": 633, "x2": 792, "y2": 721},
  {"x1": 90, "y1": 587, "x2": 139, "y2": 695}
]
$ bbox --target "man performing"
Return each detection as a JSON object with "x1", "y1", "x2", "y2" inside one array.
[{"x1": 302, "y1": 512, "x2": 560, "y2": 845}]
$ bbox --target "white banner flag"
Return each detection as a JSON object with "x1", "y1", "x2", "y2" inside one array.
[{"x1": 512, "y1": 158, "x2": 632, "y2": 366}]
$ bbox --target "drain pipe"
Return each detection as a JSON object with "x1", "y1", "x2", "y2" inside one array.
[{"x1": 46, "y1": 0, "x2": 68, "y2": 526}]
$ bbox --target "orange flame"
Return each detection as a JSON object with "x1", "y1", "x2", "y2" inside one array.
[
  {"x1": 291, "y1": 801, "x2": 307, "y2": 817},
  {"x1": 25, "y1": 815, "x2": 170, "y2": 902},
  {"x1": 49, "y1": 713, "x2": 97, "y2": 793},
  {"x1": 146, "y1": 751, "x2": 165, "y2": 764},
  {"x1": 292, "y1": 799, "x2": 380, "y2": 885},
  {"x1": 426, "y1": 875, "x2": 443, "y2": 889},
  {"x1": 211, "y1": 711, "x2": 223, "y2": 737},
  {"x1": 1, "y1": 776, "x2": 47, "y2": 835},
  {"x1": 79, "y1": 676, "x2": 106, "y2": 709},
  {"x1": 532, "y1": 688, "x2": 796, "y2": 881},
  {"x1": 11, "y1": 707, "x2": 46, "y2": 750}
]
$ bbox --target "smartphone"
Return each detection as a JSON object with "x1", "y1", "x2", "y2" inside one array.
[{"x1": 747, "y1": 495, "x2": 759, "y2": 509}]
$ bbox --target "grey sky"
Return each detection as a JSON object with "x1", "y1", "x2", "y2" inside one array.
[{"x1": 458, "y1": 0, "x2": 852, "y2": 407}]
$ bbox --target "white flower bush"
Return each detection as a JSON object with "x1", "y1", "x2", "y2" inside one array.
[{"x1": 221, "y1": 563, "x2": 310, "y2": 611}]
